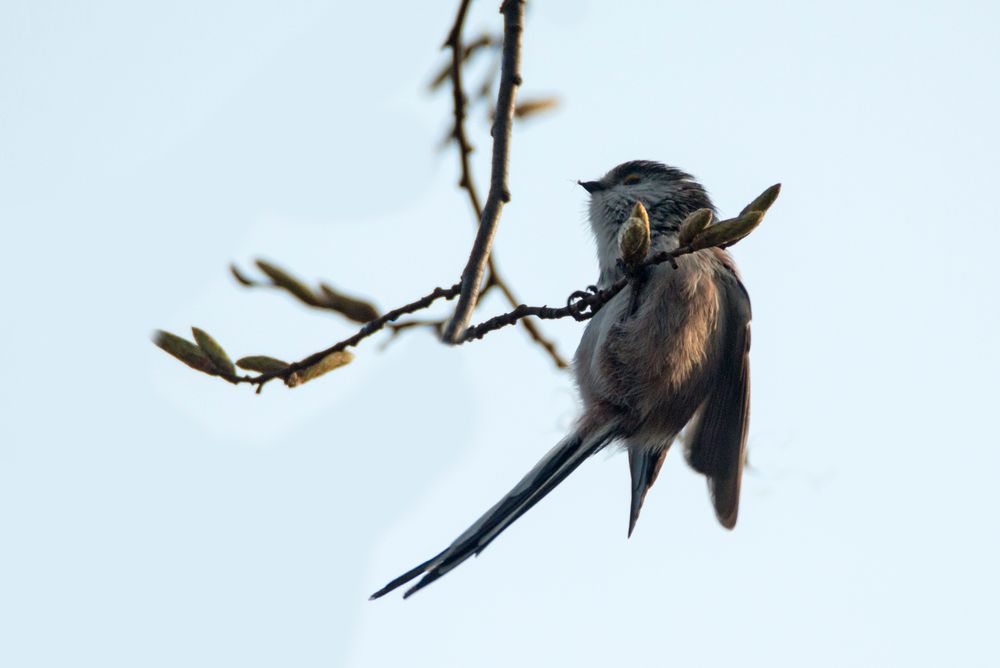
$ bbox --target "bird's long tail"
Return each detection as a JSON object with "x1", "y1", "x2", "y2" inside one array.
[{"x1": 370, "y1": 420, "x2": 622, "y2": 599}]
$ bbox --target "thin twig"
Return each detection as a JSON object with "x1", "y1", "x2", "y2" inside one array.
[
  {"x1": 387, "y1": 319, "x2": 445, "y2": 335},
  {"x1": 379, "y1": 319, "x2": 446, "y2": 351},
  {"x1": 246, "y1": 247, "x2": 690, "y2": 393},
  {"x1": 230, "y1": 283, "x2": 461, "y2": 392},
  {"x1": 428, "y1": 33, "x2": 496, "y2": 92},
  {"x1": 442, "y1": 0, "x2": 526, "y2": 343},
  {"x1": 460, "y1": 246, "x2": 694, "y2": 343},
  {"x1": 445, "y1": 0, "x2": 485, "y2": 218},
  {"x1": 165, "y1": 238, "x2": 753, "y2": 392},
  {"x1": 486, "y1": 271, "x2": 568, "y2": 367},
  {"x1": 230, "y1": 260, "x2": 380, "y2": 324}
]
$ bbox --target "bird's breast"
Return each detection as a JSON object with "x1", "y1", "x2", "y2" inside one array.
[{"x1": 574, "y1": 251, "x2": 723, "y2": 431}]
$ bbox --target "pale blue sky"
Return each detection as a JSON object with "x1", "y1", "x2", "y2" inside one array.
[{"x1": 2, "y1": 1, "x2": 998, "y2": 666}]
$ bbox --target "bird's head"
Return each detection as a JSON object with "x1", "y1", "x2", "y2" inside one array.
[{"x1": 579, "y1": 160, "x2": 714, "y2": 243}]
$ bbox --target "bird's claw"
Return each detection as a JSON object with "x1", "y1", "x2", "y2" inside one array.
[{"x1": 567, "y1": 290, "x2": 594, "y2": 321}]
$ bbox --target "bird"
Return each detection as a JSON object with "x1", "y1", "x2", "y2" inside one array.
[{"x1": 371, "y1": 160, "x2": 752, "y2": 600}]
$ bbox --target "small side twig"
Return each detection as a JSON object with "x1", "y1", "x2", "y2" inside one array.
[
  {"x1": 237, "y1": 283, "x2": 460, "y2": 393},
  {"x1": 251, "y1": 246, "x2": 689, "y2": 394},
  {"x1": 486, "y1": 272, "x2": 568, "y2": 367},
  {"x1": 428, "y1": 32, "x2": 496, "y2": 92},
  {"x1": 445, "y1": 0, "x2": 485, "y2": 219},
  {"x1": 158, "y1": 244, "x2": 688, "y2": 393},
  {"x1": 231, "y1": 259, "x2": 379, "y2": 324}
]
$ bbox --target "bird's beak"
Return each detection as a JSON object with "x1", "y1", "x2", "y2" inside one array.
[{"x1": 578, "y1": 180, "x2": 605, "y2": 194}]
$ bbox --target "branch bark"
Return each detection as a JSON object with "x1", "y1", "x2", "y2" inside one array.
[
  {"x1": 233, "y1": 283, "x2": 460, "y2": 392},
  {"x1": 459, "y1": 246, "x2": 696, "y2": 343},
  {"x1": 442, "y1": 0, "x2": 567, "y2": 368},
  {"x1": 231, "y1": 245, "x2": 691, "y2": 393},
  {"x1": 442, "y1": 0, "x2": 525, "y2": 343}
]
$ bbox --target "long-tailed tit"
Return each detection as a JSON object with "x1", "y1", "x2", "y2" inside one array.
[{"x1": 372, "y1": 160, "x2": 752, "y2": 599}]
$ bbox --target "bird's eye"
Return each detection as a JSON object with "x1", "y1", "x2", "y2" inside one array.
[{"x1": 622, "y1": 174, "x2": 641, "y2": 185}]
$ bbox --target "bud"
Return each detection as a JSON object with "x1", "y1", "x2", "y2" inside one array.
[
  {"x1": 229, "y1": 263, "x2": 255, "y2": 286},
  {"x1": 255, "y1": 259, "x2": 319, "y2": 306},
  {"x1": 618, "y1": 201, "x2": 651, "y2": 267},
  {"x1": 152, "y1": 330, "x2": 216, "y2": 374},
  {"x1": 678, "y1": 208, "x2": 714, "y2": 246},
  {"x1": 318, "y1": 283, "x2": 380, "y2": 323},
  {"x1": 630, "y1": 200, "x2": 650, "y2": 226},
  {"x1": 236, "y1": 356, "x2": 289, "y2": 374},
  {"x1": 513, "y1": 96, "x2": 559, "y2": 119},
  {"x1": 739, "y1": 183, "x2": 782, "y2": 217},
  {"x1": 690, "y1": 211, "x2": 764, "y2": 250},
  {"x1": 191, "y1": 327, "x2": 235, "y2": 377},
  {"x1": 286, "y1": 350, "x2": 354, "y2": 388}
]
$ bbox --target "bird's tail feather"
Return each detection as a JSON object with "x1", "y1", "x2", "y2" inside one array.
[
  {"x1": 627, "y1": 447, "x2": 669, "y2": 537},
  {"x1": 370, "y1": 420, "x2": 621, "y2": 599}
]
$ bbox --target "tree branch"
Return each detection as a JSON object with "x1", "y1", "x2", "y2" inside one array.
[
  {"x1": 240, "y1": 247, "x2": 684, "y2": 393},
  {"x1": 441, "y1": 0, "x2": 568, "y2": 369},
  {"x1": 229, "y1": 283, "x2": 460, "y2": 393},
  {"x1": 154, "y1": 0, "x2": 778, "y2": 396},
  {"x1": 442, "y1": 0, "x2": 526, "y2": 343},
  {"x1": 230, "y1": 259, "x2": 380, "y2": 324},
  {"x1": 486, "y1": 273, "x2": 568, "y2": 367},
  {"x1": 457, "y1": 188, "x2": 782, "y2": 342},
  {"x1": 157, "y1": 196, "x2": 777, "y2": 391},
  {"x1": 460, "y1": 246, "x2": 695, "y2": 343}
]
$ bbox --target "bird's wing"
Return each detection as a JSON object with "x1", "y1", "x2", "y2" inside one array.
[
  {"x1": 370, "y1": 420, "x2": 622, "y2": 599},
  {"x1": 685, "y1": 253, "x2": 752, "y2": 529}
]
